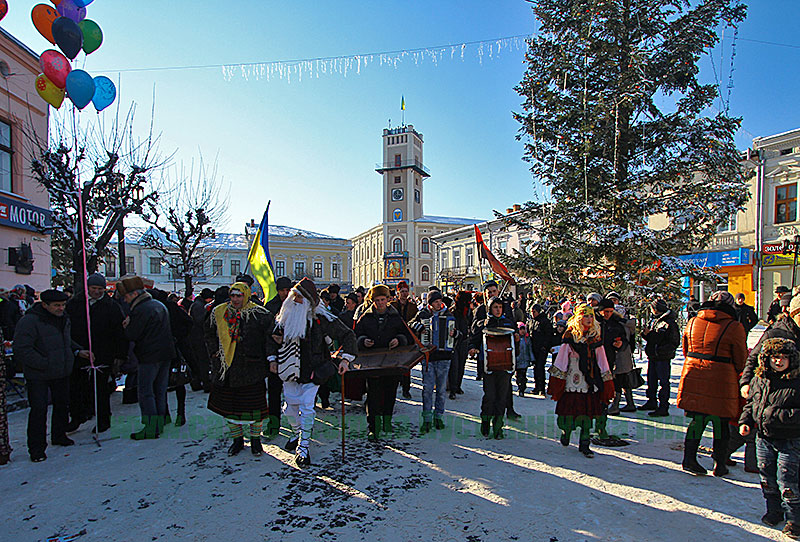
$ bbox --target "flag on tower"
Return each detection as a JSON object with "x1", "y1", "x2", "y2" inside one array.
[{"x1": 401, "y1": 96, "x2": 405, "y2": 110}]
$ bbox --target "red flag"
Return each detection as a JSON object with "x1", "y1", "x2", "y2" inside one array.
[{"x1": 474, "y1": 225, "x2": 516, "y2": 285}]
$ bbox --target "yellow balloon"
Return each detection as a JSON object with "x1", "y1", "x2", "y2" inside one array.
[{"x1": 35, "y1": 73, "x2": 64, "y2": 109}]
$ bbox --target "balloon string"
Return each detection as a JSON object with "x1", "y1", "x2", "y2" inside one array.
[{"x1": 75, "y1": 154, "x2": 95, "y2": 371}]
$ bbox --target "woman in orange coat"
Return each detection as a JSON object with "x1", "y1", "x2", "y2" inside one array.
[{"x1": 677, "y1": 290, "x2": 747, "y2": 477}]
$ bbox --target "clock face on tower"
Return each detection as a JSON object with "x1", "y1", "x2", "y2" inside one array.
[{"x1": 391, "y1": 188, "x2": 404, "y2": 201}]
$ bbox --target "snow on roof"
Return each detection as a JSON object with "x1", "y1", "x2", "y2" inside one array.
[
  {"x1": 111, "y1": 224, "x2": 346, "y2": 249},
  {"x1": 414, "y1": 215, "x2": 484, "y2": 226}
]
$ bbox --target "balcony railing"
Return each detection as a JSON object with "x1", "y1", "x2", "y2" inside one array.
[
  {"x1": 375, "y1": 158, "x2": 430, "y2": 176},
  {"x1": 439, "y1": 265, "x2": 478, "y2": 277}
]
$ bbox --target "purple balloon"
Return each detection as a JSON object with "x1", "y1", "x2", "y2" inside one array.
[{"x1": 57, "y1": 0, "x2": 86, "y2": 23}]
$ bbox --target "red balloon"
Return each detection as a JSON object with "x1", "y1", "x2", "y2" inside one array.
[
  {"x1": 0, "y1": 1, "x2": 8, "y2": 22},
  {"x1": 31, "y1": 4, "x2": 59, "y2": 45},
  {"x1": 51, "y1": 0, "x2": 63, "y2": 5},
  {"x1": 39, "y1": 50, "x2": 71, "y2": 89}
]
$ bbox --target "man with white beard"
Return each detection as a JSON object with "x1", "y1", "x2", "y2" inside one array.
[{"x1": 271, "y1": 278, "x2": 357, "y2": 467}]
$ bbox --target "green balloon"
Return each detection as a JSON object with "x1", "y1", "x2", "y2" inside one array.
[{"x1": 78, "y1": 19, "x2": 103, "y2": 54}]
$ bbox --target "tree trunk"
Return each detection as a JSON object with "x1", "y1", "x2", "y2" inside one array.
[{"x1": 184, "y1": 273, "x2": 193, "y2": 298}]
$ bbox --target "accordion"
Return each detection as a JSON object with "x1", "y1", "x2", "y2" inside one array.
[
  {"x1": 483, "y1": 328, "x2": 515, "y2": 373},
  {"x1": 419, "y1": 315, "x2": 456, "y2": 352}
]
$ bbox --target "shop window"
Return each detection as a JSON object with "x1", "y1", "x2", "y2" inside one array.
[{"x1": 776, "y1": 184, "x2": 798, "y2": 224}]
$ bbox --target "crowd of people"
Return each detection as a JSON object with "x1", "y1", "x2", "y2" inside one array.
[{"x1": 3, "y1": 274, "x2": 800, "y2": 537}]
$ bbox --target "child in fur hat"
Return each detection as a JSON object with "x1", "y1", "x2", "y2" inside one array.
[
  {"x1": 740, "y1": 338, "x2": 800, "y2": 537},
  {"x1": 548, "y1": 304, "x2": 615, "y2": 458}
]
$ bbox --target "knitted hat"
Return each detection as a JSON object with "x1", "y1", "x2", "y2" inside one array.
[
  {"x1": 366, "y1": 284, "x2": 391, "y2": 301},
  {"x1": 651, "y1": 299, "x2": 669, "y2": 313},
  {"x1": 116, "y1": 276, "x2": 145, "y2": 296},
  {"x1": 40, "y1": 289, "x2": 68, "y2": 303},
  {"x1": 428, "y1": 290, "x2": 443, "y2": 304},
  {"x1": 295, "y1": 277, "x2": 319, "y2": 307},
  {"x1": 531, "y1": 303, "x2": 542, "y2": 314},
  {"x1": 275, "y1": 276, "x2": 293, "y2": 291},
  {"x1": 483, "y1": 280, "x2": 498, "y2": 291},
  {"x1": 709, "y1": 290, "x2": 735, "y2": 307},
  {"x1": 606, "y1": 291, "x2": 621, "y2": 301},
  {"x1": 87, "y1": 273, "x2": 106, "y2": 288},
  {"x1": 587, "y1": 292, "x2": 603, "y2": 303},
  {"x1": 397, "y1": 281, "x2": 409, "y2": 291},
  {"x1": 235, "y1": 273, "x2": 255, "y2": 287}
]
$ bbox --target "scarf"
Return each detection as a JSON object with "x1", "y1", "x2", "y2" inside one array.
[{"x1": 213, "y1": 282, "x2": 261, "y2": 379}]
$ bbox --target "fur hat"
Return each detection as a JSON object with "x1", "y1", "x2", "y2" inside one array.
[
  {"x1": 40, "y1": 289, "x2": 68, "y2": 303},
  {"x1": 87, "y1": 273, "x2": 106, "y2": 288},
  {"x1": 366, "y1": 284, "x2": 391, "y2": 301},
  {"x1": 397, "y1": 281, "x2": 409, "y2": 291},
  {"x1": 757, "y1": 337, "x2": 800, "y2": 378},
  {"x1": 294, "y1": 277, "x2": 319, "y2": 307},
  {"x1": 116, "y1": 276, "x2": 145, "y2": 296}
]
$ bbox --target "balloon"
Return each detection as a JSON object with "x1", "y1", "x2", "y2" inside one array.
[
  {"x1": 39, "y1": 50, "x2": 71, "y2": 89},
  {"x1": 50, "y1": 0, "x2": 63, "y2": 6},
  {"x1": 78, "y1": 19, "x2": 102, "y2": 54},
  {"x1": 73, "y1": 0, "x2": 94, "y2": 7},
  {"x1": 56, "y1": 0, "x2": 86, "y2": 22},
  {"x1": 31, "y1": 4, "x2": 59, "y2": 45},
  {"x1": 0, "y1": 1, "x2": 8, "y2": 22},
  {"x1": 92, "y1": 76, "x2": 116, "y2": 112},
  {"x1": 52, "y1": 17, "x2": 83, "y2": 60},
  {"x1": 65, "y1": 69, "x2": 95, "y2": 110},
  {"x1": 35, "y1": 73, "x2": 65, "y2": 109}
]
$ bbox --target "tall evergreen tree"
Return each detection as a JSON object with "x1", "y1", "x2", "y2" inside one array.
[{"x1": 510, "y1": 0, "x2": 749, "y2": 297}]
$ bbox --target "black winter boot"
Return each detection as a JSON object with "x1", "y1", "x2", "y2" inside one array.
[
  {"x1": 228, "y1": 436, "x2": 244, "y2": 456},
  {"x1": 250, "y1": 437, "x2": 263, "y2": 457},
  {"x1": 480, "y1": 416, "x2": 491, "y2": 437},
  {"x1": 682, "y1": 437, "x2": 707, "y2": 475},
  {"x1": 579, "y1": 439, "x2": 594, "y2": 458},
  {"x1": 638, "y1": 400, "x2": 658, "y2": 411},
  {"x1": 712, "y1": 438, "x2": 730, "y2": 477}
]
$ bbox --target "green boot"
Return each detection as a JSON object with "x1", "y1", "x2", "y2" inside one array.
[
  {"x1": 595, "y1": 415, "x2": 609, "y2": 440},
  {"x1": 492, "y1": 415, "x2": 505, "y2": 440}
]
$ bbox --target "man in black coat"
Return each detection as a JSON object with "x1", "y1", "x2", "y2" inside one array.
[
  {"x1": 768, "y1": 286, "x2": 791, "y2": 325},
  {"x1": 262, "y1": 275, "x2": 292, "y2": 438},
  {"x1": 14, "y1": 290, "x2": 91, "y2": 461},
  {"x1": 118, "y1": 276, "x2": 175, "y2": 440},
  {"x1": 527, "y1": 303, "x2": 553, "y2": 396},
  {"x1": 65, "y1": 273, "x2": 128, "y2": 433},
  {"x1": 189, "y1": 288, "x2": 214, "y2": 391},
  {"x1": 639, "y1": 299, "x2": 680, "y2": 416},
  {"x1": 734, "y1": 292, "x2": 759, "y2": 336}
]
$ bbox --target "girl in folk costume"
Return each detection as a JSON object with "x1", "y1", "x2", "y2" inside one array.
[
  {"x1": 548, "y1": 304, "x2": 616, "y2": 458},
  {"x1": 205, "y1": 281, "x2": 277, "y2": 458}
]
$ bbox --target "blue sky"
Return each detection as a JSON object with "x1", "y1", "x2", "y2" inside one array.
[{"x1": 1, "y1": 1, "x2": 798, "y2": 239}]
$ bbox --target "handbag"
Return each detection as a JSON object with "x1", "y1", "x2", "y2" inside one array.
[
  {"x1": 628, "y1": 367, "x2": 645, "y2": 389},
  {"x1": 169, "y1": 347, "x2": 192, "y2": 388}
]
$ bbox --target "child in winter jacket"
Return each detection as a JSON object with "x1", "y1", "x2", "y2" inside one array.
[
  {"x1": 739, "y1": 337, "x2": 800, "y2": 538},
  {"x1": 515, "y1": 322, "x2": 534, "y2": 397}
]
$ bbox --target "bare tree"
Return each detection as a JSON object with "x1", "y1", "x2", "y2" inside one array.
[
  {"x1": 140, "y1": 157, "x2": 229, "y2": 297},
  {"x1": 27, "y1": 104, "x2": 168, "y2": 288}
]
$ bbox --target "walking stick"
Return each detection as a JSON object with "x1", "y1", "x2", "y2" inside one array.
[{"x1": 341, "y1": 372, "x2": 346, "y2": 463}]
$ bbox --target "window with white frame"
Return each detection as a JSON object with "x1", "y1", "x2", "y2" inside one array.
[
  {"x1": 275, "y1": 260, "x2": 285, "y2": 277},
  {"x1": 0, "y1": 120, "x2": 11, "y2": 193},
  {"x1": 421, "y1": 238, "x2": 430, "y2": 253},
  {"x1": 149, "y1": 257, "x2": 161, "y2": 274},
  {"x1": 332, "y1": 262, "x2": 340, "y2": 279},
  {"x1": 314, "y1": 262, "x2": 323, "y2": 278},
  {"x1": 230, "y1": 259, "x2": 241, "y2": 276},
  {"x1": 212, "y1": 259, "x2": 223, "y2": 275},
  {"x1": 717, "y1": 213, "x2": 737, "y2": 233}
]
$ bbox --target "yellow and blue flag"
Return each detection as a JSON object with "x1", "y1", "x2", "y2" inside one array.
[
  {"x1": 247, "y1": 206, "x2": 277, "y2": 302},
  {"x1": 401, "y1": 95, "x2": 405, "y2": 111}
]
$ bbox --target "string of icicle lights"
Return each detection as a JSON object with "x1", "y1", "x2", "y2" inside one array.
[{"x1": 220, "y1": 34, "x2": 530, "y2": 83}]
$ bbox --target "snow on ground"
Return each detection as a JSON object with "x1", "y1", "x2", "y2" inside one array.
[{"x1": 1, "y1": 326, "x2": 782, "y2": 542}]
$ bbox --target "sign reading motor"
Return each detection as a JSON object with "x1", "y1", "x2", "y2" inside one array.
[{"x1": 0, "y1": 195, "x2": 52, "y2": 233}]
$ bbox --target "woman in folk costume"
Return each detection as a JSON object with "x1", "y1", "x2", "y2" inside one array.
[
  {"x1": 205, "y1": 281, "x2": 277, "y2": 458},
  {"x1": 548, "y1": 303, "x2": 615, "y2": 458},
  {"x1": 271, "y1": 278, "x2": 356, "y2": 466}
]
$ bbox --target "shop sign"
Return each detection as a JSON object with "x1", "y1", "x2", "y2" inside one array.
[{"x1": 0, "y1": 195, "x2": 52, "y2": 233}]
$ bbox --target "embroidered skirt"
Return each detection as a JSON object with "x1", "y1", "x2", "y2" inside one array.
[
  {"x1": 555, "y1": 391, "x2": 604, "y2": 418},
  {"x1": 207, "y1": 381, "x2": 269, "y2": 422}
]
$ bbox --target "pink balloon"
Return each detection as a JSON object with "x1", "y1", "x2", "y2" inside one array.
[
  {"x1": 39, "y1": 49, "x2": 71, "y2": 89},
  {"x1": 56, "y1": 0, "x2": 85, "y2": 22}
]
